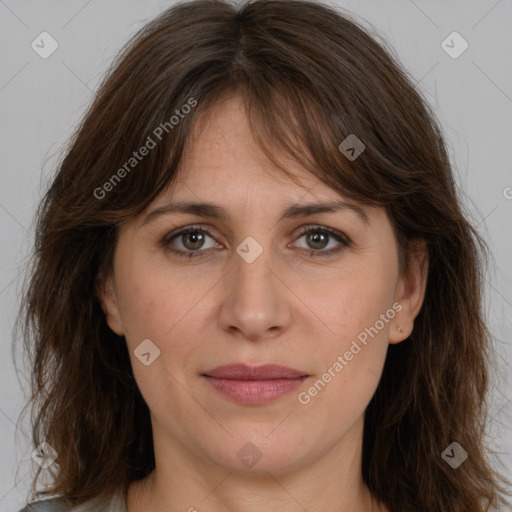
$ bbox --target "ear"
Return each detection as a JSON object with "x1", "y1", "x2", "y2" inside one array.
[
  {"x1": 389, "y1": 238, "x2": 429, "y2": 344},
  {"x1": 96, "y1": 270, "x2": 124, "y2": 336}
]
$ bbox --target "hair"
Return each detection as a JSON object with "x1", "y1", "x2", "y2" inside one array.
[{"x1": 13, "y1": 0, "x2": 511, "y2": 510}]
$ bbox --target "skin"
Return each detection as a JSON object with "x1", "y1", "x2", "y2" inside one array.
[{"x1": 98, "y1": 94, "x2": 428, "y2": 512}]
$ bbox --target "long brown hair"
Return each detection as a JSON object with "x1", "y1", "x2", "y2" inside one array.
[{"x1": 14, "y1": 0, "x2": 511, "y2": 510}]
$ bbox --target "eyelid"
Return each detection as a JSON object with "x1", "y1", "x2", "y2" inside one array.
[
  {"x1": 294, "y1": 224, "x2": 351, "y2": 244},
  {"x1": 161, "y1": 224, "x2": 219, "y2": 243},
  {"x1": 161, "y1": 223, "x2": 351, "y2": 257}
]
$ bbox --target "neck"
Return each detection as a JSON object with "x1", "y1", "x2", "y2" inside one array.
[{"x1": 126, "y1": 415, "x2": 388, "y2": 512}]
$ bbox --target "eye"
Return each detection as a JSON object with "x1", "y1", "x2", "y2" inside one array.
[
  {"x1": 160, "y1": 225, "x2": 350, "y2": 258},
  {"x1": 160, "y1": 225, "x2": 219, "y2": 258},
  {"x1": 293, "y1": 225, "x2": 350, "y2": 257}
]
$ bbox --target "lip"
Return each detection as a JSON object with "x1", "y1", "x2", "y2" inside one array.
[
  {"x1": 202, "y1": 364, "x2": 309, "y2": 405},
  {"x1": 203, "y1": 363, "x2": 307, "y2": 380}
]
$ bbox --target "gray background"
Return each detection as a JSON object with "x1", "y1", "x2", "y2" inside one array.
[{"x1": 1, "y1": 0, "x2": 511, "y2": 510}]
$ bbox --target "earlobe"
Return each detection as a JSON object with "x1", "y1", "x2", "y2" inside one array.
[
  {"x1": 96, "y1": 272, "x2": 124, "y2": 336},
  {"x1": 389, "y1": 238, "x2": 429, "y2": 344}
]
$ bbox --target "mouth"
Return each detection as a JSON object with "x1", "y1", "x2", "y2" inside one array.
[{"x1": 201, "y1": 363, "x2": 310, "y2": 405}]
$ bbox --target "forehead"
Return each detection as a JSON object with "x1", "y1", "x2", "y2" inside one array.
[
  {"x1": 172, "y1": 95, "x2": 333, "y2": 202},
  {"x1": 132, "y1": 94, "x2": 377, "y2": 232}
]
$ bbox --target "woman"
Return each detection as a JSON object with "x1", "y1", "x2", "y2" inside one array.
[{"x1": 14, "y1": 0, "x2": 511, "y2": 510}]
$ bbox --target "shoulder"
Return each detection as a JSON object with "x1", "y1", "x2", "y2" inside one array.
[
  {"x1": 17, "y1": 497, "x2": 72, "y2": 512},
  {"x1": 17, "y1": 490, "x2": 126, "y2": 512}
]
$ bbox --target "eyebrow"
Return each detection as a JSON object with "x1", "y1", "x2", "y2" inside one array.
[{"x1": 142, "y1": 199, "x2": 370, "y2": 227}]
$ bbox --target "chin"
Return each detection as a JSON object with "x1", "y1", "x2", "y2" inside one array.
[{"x1": 197, "y1": 429, "x2": 314, "y2": 475}]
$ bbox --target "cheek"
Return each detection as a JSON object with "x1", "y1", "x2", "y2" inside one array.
[
  {"x1": 296, "y1": 329, "x2": 387, "y2": 449},
  {"x1": 113, "y1": 246, "x2": 181, "y2": 334},
  {"x1": 320, "y1": 267, "x2": 397, "y2": 340},
  {"x1": 116, "y1": 270, "x2": 199, "y2": 410},
  {"x1": 303, "y1": 271, "x2": 394, "y2": 408},
  {"x1": 116, "y1": 278, "x2": 165, "y2": 341},
  {"x1": 116, "y1": 263, "x2": 211, "y2": 367}
]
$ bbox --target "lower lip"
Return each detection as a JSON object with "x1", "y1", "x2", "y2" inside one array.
[{"x1": 203, "y1": 376, "x2": 308, "y2": 405}]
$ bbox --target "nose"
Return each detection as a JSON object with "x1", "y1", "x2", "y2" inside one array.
[{"x1": 217, "y1": 239, "x2": 293, "y2": 342}]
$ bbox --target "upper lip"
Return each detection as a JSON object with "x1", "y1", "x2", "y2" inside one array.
[{"x1": 202, "y1": 364, "x2": 308, "y2": 380}]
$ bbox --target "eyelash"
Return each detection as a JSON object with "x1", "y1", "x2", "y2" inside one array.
[{"x1": 160, "y1": 224, "x2": 350, "y2": 259}]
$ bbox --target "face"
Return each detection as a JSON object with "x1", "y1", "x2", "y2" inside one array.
[{"x1": 98, "y1": 94, "x2": 427, "y2": 476}]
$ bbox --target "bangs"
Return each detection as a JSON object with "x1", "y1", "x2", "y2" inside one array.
[{"x1": 118, "y1": 77, "x2": 387, "y2": 229}]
